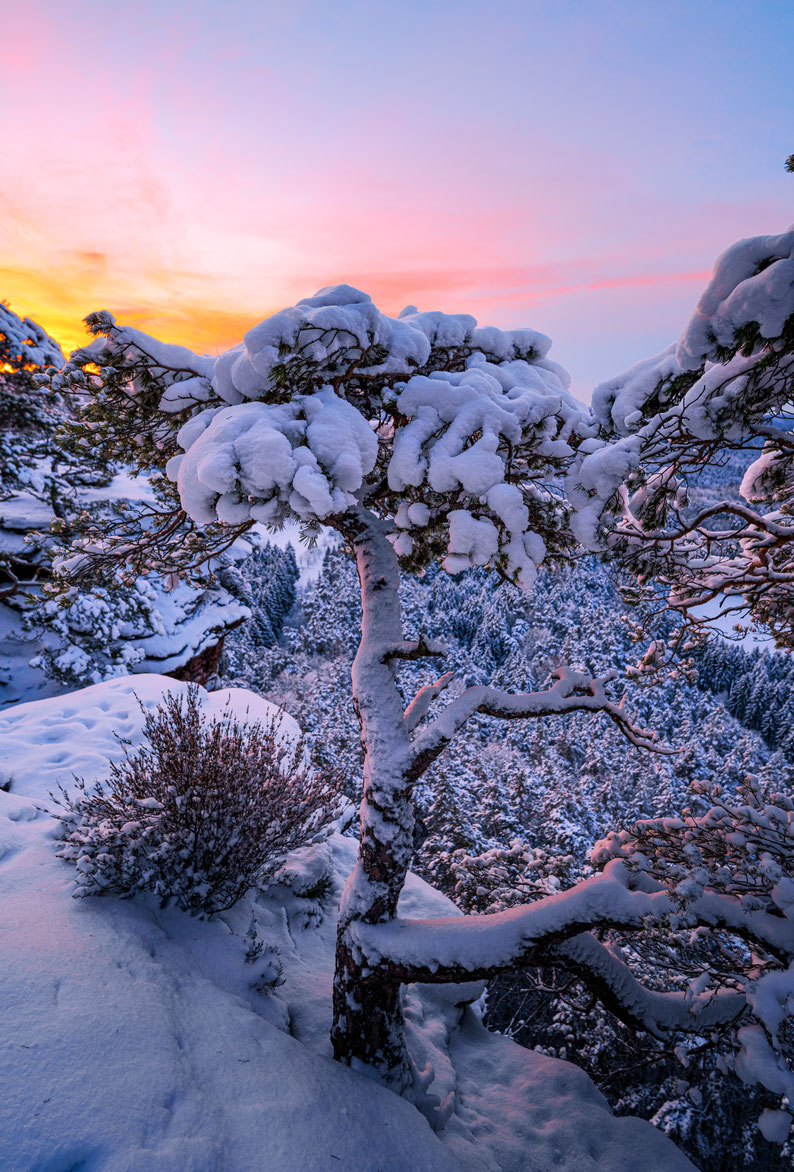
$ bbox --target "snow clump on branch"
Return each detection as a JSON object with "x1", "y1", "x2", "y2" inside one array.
[
  {"x1": 570, "y1": 227, "x2": 794, "y2": 539},
  {"x1": 0, "y1": 301, "x2": 64, "y2": 371},
  {"x1": 160, "y1": 286, "x2": 588, "y2": 589}
]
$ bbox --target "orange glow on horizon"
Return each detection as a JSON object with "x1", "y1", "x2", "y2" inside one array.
[
  {"x1": 1, "y1": 263, "x2": 270, "y2": 358},
  {"x1": 3, "y1": 259, "x2": 719, "y2": 365},
  {"x1": 1, "y1": 0, "x2": 791, "y2": 403}
]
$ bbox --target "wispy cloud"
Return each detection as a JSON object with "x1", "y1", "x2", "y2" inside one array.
[{"x1": 2, "y1": 252, "x2": 714, "y2": 361}]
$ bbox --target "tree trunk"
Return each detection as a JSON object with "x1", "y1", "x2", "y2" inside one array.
[
  {"x1": 326, "y1": 510, "x2": 679, "y2": 1092},
  {"x1": 330, "y1": 511, "x2": 416, "y2": 1091}
]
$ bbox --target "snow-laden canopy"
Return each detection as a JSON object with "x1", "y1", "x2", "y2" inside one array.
[
  {"x1": 591, "y1": 226, "x2": 794, "y2": 441},
  {"x1": 53, "y1": 286, "x2": 589, "y2": 590},
  {"x1": 572, "y1": 227, "x2": 794, "y2": 540},
  {"x1": 169, "y1": 287, "x2": 586, "y2": 587}
]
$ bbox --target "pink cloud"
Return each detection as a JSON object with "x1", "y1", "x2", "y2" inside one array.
[{"x1": 2, "y1": 2, "x2": 790, "y2": 387}]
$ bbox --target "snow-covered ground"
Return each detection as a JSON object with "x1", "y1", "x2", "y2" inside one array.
[{"x1": 0, "y1": 676, "x2": 695, "y2": 1171}]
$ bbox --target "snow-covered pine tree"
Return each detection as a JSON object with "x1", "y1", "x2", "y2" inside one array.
[
  {"x1": 1, "y1": 301, "x2": 69, "y2": 606},
  {"x1": 40, "y1": 284, "x2": 794, "y2": 1119},
  {"x1": 221, "y1": 541, "x2": 299, "y2": 679},
  {"x1": 564, "y1": 226, "x2": 794, "y2": 1136},
  {"x1": 0, "y1": 302, "x2": 251, "y2": 706},
  {"x1": 40, "y1": 288, "x2": 675, "y2": 1089}
]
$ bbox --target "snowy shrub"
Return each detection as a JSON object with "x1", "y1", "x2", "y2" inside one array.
[
  {"x1": 53, "y1": 686, "x2": 342, "y2": 915},
  {"x1": 243, "y1": 917, "x2": 285, "y2": 991}
]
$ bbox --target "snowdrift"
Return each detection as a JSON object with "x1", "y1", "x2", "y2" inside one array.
[{"x1": 0, "y1": 676, "x2": 694, "y2": 1171}]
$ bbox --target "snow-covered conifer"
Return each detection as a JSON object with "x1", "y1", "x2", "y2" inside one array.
[
  {"x1": 43, "y1": 287, "x2": 673, "y2": 1089},
  {"x1": 41, "y1": 281, "x2": 794, "y2": 1147},
  {"x1": 0, "y1": 302, "x2": 251, "y2": 705}
]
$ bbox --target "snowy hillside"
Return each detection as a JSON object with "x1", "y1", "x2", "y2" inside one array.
[{"x1": 0, "y1": 676, "x2": 694, "y2": 1171}]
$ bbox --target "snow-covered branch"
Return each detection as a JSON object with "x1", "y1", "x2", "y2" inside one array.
[
  {"x1": 625, "y1": 501, "x2": 794, "y2": 544},
  {"x1": 348, "y1": 861, "x2": 673, "y2": 980},
  {"x1": 403, "y1": 671, "x2": 455, "y2": 733},
  {"x1": 407, "y1": 666, "x2": 668, "y2": 780},
  {"x1": 549, "y1": 932, "x2": 747, "y2": 1039},
  {"x1": 570, "y1": 226, "x2": 794, "y2": 649},
  {"x1": 350, "y1": 856, "x2": 790, "y2": 1034}
]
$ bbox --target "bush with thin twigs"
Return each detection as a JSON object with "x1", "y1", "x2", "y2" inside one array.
[{"x1": 53, "y1": 686, "x2": 342, "y2": 915}]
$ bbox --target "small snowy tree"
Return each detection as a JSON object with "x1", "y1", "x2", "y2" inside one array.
[
  {"x1": 0, "y1": 301, "x2": 251, "y2": 704},
  {"x1": 1, "y1": 301, "x2": 67, "y2": 602},
  {"x1": 45, "y1": 286, "x2": 759, "y2": 1099}
]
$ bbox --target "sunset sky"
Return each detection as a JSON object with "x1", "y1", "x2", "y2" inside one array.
[{"x1": 2, "y1": 0, "x2": 792, "y2": 398}]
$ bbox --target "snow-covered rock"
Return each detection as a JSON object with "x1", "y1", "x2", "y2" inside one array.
[{"x1": 0, "y1": 676, "x2": 695, "y2": 1171}]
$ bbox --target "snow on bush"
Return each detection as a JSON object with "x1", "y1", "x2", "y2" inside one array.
[{"x1": 52, "y1": 685, "x2": 342, "y2": 915}]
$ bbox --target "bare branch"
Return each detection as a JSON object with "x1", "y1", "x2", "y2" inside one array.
[
  {"x1": 0, "y1": 565, "x2": 20, "y2": 599},
  {"x1": 620, "y1": 501, "x2": 794, "y2": 544},
  {"x1": 382, "y1": 635, "x2": 449, "y2": 663}
]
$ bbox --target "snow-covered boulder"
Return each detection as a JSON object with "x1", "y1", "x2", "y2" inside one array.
[{"x1": 0, "y1": 677, "x2": 695, "y2": 1171}]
